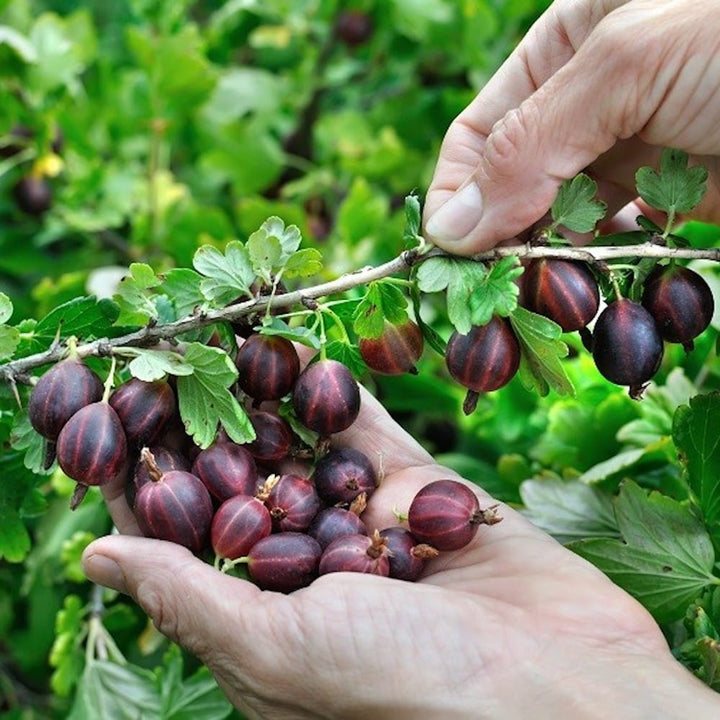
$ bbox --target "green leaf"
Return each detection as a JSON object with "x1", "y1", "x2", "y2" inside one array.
[
  {"x1": 0, "y1": 325, "x2": 20, "y2": 361},
  {"x1": 61, "y1": 531, "x2": 96, "y2": 583},
  {"x1": 352, "y1": 281, "x2": 409, "y2": 339},
  {"x1": 0, "y1": 292, "x2": 13, "y2": 324},
  {"x1": 636, "y1": 148, "x2": 708, "y2": 215},
  {"x1": 254, "y1": 216, "x2": 302, "y2": 260},
  {"x1": 50, "y1": 595, "x2": 86, "y2": 697},
  {"x1": 570, "y1": 480, "x2": 719, "y2": 624},
  {"x1": 673, "y1": 392, "x2": 720, "y2": 542},
  {"x1": 114, "y1": 264, "x2": 161, "y2": 327},
  {"x1": 509, "y1": 306, "x2": 573, "y2": 397},
  {"x1": 468, "y1": 257, "x2": 522, "y2": 326},
  {"x1": 403, "y1": 193, "x2": 422, "y2": 243},
  {"x1": 10, "y1": 410, "x2": 50, "y2": 475},
  {"x1": 520, "y1": 477, "x2": 620, "y2": 544},
  {"x1": 550, "y1": 173, "x2": 607, "y2": 233},
  {"x1": 0, "y1": 505, "x2": 31, "y2": 562},
  {"x1": 259, "y1": 318, "x2": 321, "y2": 349},
  {"x1": 0, "y1": 24, "x2": 38, "y2": 62},
  {"x1": 247, "y1": 232, "x2": 282, "y2": 281},
  {"x1": 36, "y1": 296, "x2": 121, "y2": 343},
  {"x1": 282, "y1": 248, "x2": 323, "y2": 279},
  {"x1": 175, "y1": 343, "x2": 255, "y2": 449},
  {"x1": 118, "y1": 348, "x2": 194, "y2": 383},
  {"x1": 193, "y1": 241, "x2": 255, "y2": 307},
  {"x1": 325, "y1": 341, "x2": 366, "y2": 378},
  {"x1": 159, "y1": 268, "x2": 205, "y2": 319},
  {"x1": 415, "y1": 255, "x2": 458, "y2": 293}
]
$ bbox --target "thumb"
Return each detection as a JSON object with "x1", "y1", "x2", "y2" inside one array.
[
  {"x1": 424, "y1": 17, "x2": 657, "y2": 255},
  {"x1": 82, "y1": 535, "x2": 263, "y2": 661}
]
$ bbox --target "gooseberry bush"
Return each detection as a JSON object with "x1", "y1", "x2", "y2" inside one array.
[{"x1": 2, "y1": 1, "x2": 720, "y2": 718}]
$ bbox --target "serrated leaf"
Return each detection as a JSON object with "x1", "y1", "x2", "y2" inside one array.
[
  {"x1": 175, "y1": 343, "x2": 255, "y2": 448},
  {"x1": 415, "y1": 255, "x2": 457, "y2": 293},
  {"x1": 520, "y1": 477, "x2": 619, "y2": 544},
  {"x1": 0, "y1": 292, "x2": 13, "y2": 324},
  {"x1": 36, "y1": 296, "x2": 122, "y2": 342},
  {"x1": 194, "y1": 241, "x2": 255, "y2": 307},
  {"x1": 550, "y1": 173, "x2": 607, "y2": 233},
  {"x1": 282, "y1": 248, "x2": 323, "y2": 279},
  {"x1": 636, "y1": 148, "x2": 708, "y2": 215},
  {"x1": 468, "y1": 257, "x2": 522, "y2": 326},
  {"x1": 324, "y1": 340, "x2": 366, "y2": 377},
  {"x1": 509, "y1": 306, "x2": 573, "y2": 396},
  {"x1": 114, "y1": 265, "x2": 161, "y2": 326},
  {"x1": 248, "y1": 232, "x2": 282, "y2": 280},
  {"x1": 119, "y1": 349, "x2": 194, "y2": 382},
  {"x1": 256, "y1": 216, "x2": 302, "y2": 258},
  {"x1": 11, "y1": 410, "x2": 51, "y2": 475},
  {"x1": 570, "y1": 480, "x2": 718, "y2": 624},
  {"x1": 0, "y1": 325, "x2": 20, "y2": 361},
  {"x1": 352, "y1": 281, "x2": 408, "y2": 339},
  {"x1": 673, "y1": 392, "x2": 720, "y2": 542},
  {"x1": 159, "y1": 268, "x2": 205, "y2": 319}
]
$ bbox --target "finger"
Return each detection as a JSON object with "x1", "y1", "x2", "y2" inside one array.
[
  {"x1": 82, "y1": 534, "x2": 265, "y2": 661},
  {"x1": 423, "y1": 4, "x2": 677, "y2": 254},
  {"x1": 100, "y1": 461, "x2": 142, "y2": 536}
]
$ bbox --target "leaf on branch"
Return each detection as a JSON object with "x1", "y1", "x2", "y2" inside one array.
[
  {"x1": 260, "y1": 317, "x2": 321, "y2": 349},
  {"x1": 636, "y1": 148, "x2": 708, "y2": 215},
  {"x1": 36, "y1": 296, "x2": 121, "y2": 344},
  {"x1": 570, "y1": 480, "x2": 718, "y2": 624},
  {"x1": 325, "y1": 340, "x2": 366, "y2": 377},
  {"x1": 353, "y1": 280, "x2": 409, "y2": 339},
  {"x1": 194, "y1": 241, "x2": 255, "y2": 307},
  {"x1": 117, "y1": 348, "x2": 194, "y2": 383},
  {"x1": 403, "y1": 193, "x2": 422, "y2": 244},
  {"x1": 673, "y1": 392, "x2": 720, "y2": 544},
  {"x1": 158, "y1": 268, "x2": 205, "y2": 319},
  {"x1": 114, "y1": 264, "x2": 161, "y2": 326},
  {"x1": 468, "y1": 256, "x2": 522, "y2": 326},
  {"x1": 254, "y1": 216, "x2": 302, "y2": 258},
  {"x1": 282, "y1": 247, "x2": 323, "y2": 279},
  {"x1": 10, "y1": 410, "x2": 50, "y2": 475},
  {"x1": 247, "y1": 231, "x2": 282, "y2": 281},
  {"x1": 550, "y1": 173, "x2": 607, "y2": 233},
  {"x1": 509, "y1": 306, "x2": 573, "y2": 397},
  {"x1": 175, "y1": 343, "x2": 255, "y2": 449},
  {"x1": 0, "y1": 325, "x2": 20, "y2": 361}
]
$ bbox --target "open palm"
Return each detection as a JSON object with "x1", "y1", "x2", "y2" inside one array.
[{"x1": 83, "y1": 387, "x2": 698, "y2": 720}]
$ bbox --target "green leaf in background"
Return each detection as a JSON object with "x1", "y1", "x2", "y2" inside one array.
[
  {"x1": 114, "y1": 264, "x2": 161, "y2": 327},
  {"x1": 175, "y1": 343, "x2": 255, "y2": 448},
  {"x1": 0, "y1": 504, "x2": 31, "y2": 562},
  {"x1": 0, "y1": 24, "x2": 38, "y2": 62},
  {"x1": 194, "y1": 241, "x2": 255, "y2": 307},
  {"x1": 50, "y1": 595, "x2": 86, "y2": 697},
  {"x1": 636, "y1": 148, "x2": 708, "y2": 216},
  {"x1": 0, "y1": 292, "x2": 13, "y2": 324},
  {"x1": 353, "y1": 280, "x2": 409, "y2": 339},
  {"x1": 60, "y1": 531, "x2": 96, "y2": 583},
  {"x1": 521, "y1": 477, "x2": 620, "y2": 544},
  {"x1": 550, "y1": 173, "x2": 607, "y2": 233},
  {"x1": 468, "y1": 256, "x2": 522, "y2": 326},
  {"x1": 673, "y1": 392, "x2": 720, "y2": 543},
  {"x1": 510, "y1": 306, "x2": 573, "y2": 397},
  {"x1": 570, "y1": 480, "x2": 719, "y2": 624}
]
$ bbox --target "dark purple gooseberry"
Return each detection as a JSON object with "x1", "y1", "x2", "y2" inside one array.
[
  {"x1": 246, "y1": 532, "x2": 322, "y2": 593},
  {"x1": 359, "y1": 320, "x2": 424, "y2": 375},
  {"x1": 13, "y1": 176, "x2": 52, "y2": 216},
  {"x1": 312, "y1": 446, "x2": 377, "y2": 505},
  {"x1": 308, "y1": 506, "x2": 367, "y2": 550},
  {"x1": 191, "y1": 441, "x2": 258, "y2": 502},
  {"x1": 28, "y1": 358, "x2": 104, "y2": 440},
  {"x1": 134, "y1": 449, "x2": 213, "y2": 555},
  {"x1": 521, "y1": 258, "x2": 600, "y2": 331},
  {"x1": 129, "y1": 445, "x2": 189, "y2": 507},
  {"x1": 109, "y1": 378, "x2": 176, "y2": 447},
  {"x1": 235, "y1": 334, "x2": 300, "y2": 402},
  {"x1": 641, "y1": 264, "x2": 715, "y2": 350},
  {"x1": 246, "y1": 410, "x2": 293, "y2": 463},
  {"x1": 318, "y1": 531, "x2": 390, "y2": 576},
  {"x1": 293, "y1": 359, "x2": 361, "y2": 436},
  {"x1": 379, "y1": 527, "x2": 439, "y2": 582},
  {"x1": 211, "y1": 495, "x2": 272, "y2": 560},
  {"x1": 592, "y1": 298, "x2": 664, "y2": 397},
  {"x1": 408, "y1": 479, "x2": 497, "y2": 552},
  {"x1": 335, "y1": 10, "x2": 374, "y2": 46},
  {"x1": 445, "y1": 316, "x2": 521, "y2": 414},
  {"x1": 56, "y1": 402, "x2": 128, "y2": 486},
  {"x1": 264, "y1": 474, "x2": 321, "y2": 533}
]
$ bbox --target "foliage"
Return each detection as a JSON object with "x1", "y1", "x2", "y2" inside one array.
[{"x1": 1, "y1": 0, "x2": 720, "y2": 717}]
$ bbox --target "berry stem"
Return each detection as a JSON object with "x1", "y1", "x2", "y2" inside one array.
[
  {"x1": 139, "y1": 447, "x2": 163, "y2": 483},
  {"x1": 101, "y1": 356, "x2": 117, "y2": 404}
]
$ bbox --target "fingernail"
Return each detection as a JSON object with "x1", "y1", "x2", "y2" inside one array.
[
  {"x1": 83, "y1": 554, "x2": 128, "y2": 594},
  {"x1": 425, "y1": 182, "x2": 483, "y2": 243}
]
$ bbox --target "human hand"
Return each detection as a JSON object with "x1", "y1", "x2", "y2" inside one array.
[
  {"x1": 424, "y1": 0, "x2": 720, "y2": 254},
  {"x1": 82, "y1": 386, "x2": 720, "y2": 720}
]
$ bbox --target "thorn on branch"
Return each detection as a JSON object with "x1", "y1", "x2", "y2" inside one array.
[{"x1": 301, "y1": 296, "x2": 319, "y2": 310}]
